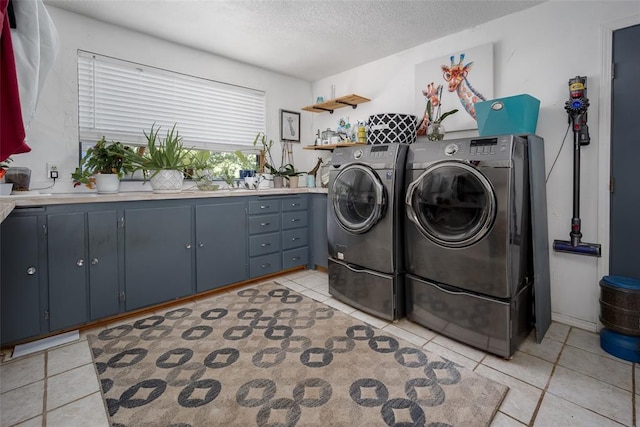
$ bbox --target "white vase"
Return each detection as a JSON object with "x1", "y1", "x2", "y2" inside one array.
[
  {"x1": 94, "y1": 173, "x2": 120, "y2": 194},
  {"x1": 257, "y1": 173, "x2": 273, "y2": 189},
  {"x1": 150, "y1": 170, "x2": 184, "y2": 193},
  {"x1": 288, "y1": 176, "x2": 299, "y2": 188}
]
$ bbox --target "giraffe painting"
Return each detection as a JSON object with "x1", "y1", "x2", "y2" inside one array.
[
  {"x1": 414, "y1": 43, "x2": 493, "y2": 132},
  {"x1": 441, "y1": 53, "x2": 486, "y2": 120}
]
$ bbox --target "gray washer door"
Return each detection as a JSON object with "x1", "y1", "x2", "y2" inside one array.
[{"x1": 611, "y1": 24, "x2": 640, "y2": 279}]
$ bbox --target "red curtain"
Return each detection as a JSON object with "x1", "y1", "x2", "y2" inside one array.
[{"x1": 0, "y1": 0, "x2": 30, "y2": 162}]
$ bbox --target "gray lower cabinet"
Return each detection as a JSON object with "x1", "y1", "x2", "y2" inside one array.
[
  {"x1": 124, "y1": 205, "x2": 193, "y2": 310},
  {"x1": 310, "y1": 194, "x2": 328, "y2": 269},
  {"x1": 47, "y1": 209, "x2": 120, "y2": 330},
  {"x1": 248, "y1": 198, "x2": 282, "y2": 278},
  {"x1": 282, "y1": 197, "x2": 309, "y2": 269},
  {"x1": 47, "y1": 212, "x2": 89, "y2": 330},
  {"x1": 195, "y1": 201, "x2": 248, "y2": 292},
  {"x1": 0, "y1": 192, "x2": 326, "y2": 345},
  {"x1": 0, "y1": 213, "x2": 45, "y2": 345}
]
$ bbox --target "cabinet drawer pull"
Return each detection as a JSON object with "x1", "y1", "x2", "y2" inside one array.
[
  {"x1": 198, "y1": 242, "x2": 205, "y2": 248},
  {"x1": 261, "y1": 263, "x2": 271, "y2": 268},
  {"x1": 291, "y1": 256, "x2": 301, "y2": 261},
  {"x1": 91, "y1": 258, "x2": 99, "y2": 265},
  {"x1": 185, "y1": 243, "x2": 192, "y2": 249},
  {"x1": 291, "y1": 203, "x2": 300, "y2": 207},
  {"x1": 260, "y1": 222, "x2": 270, "y2": 226},
  {"x1": 291, "y1": 218, "x2": 300, "y2": 222},
  {"x1": 260, "y1": 243, "x2": 271, "y2": 247},
  {"x1": 291, "y1": 237, "x2": 300, "y2": 241},
  {"x1": 26, "y1": 267, "x2": 37, "y2": 275},
  {"x1": 76, "y1": 259, "x2": 84, "y2": 267}
]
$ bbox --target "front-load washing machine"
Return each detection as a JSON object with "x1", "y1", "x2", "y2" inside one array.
[
  {"x1": 404, "y1": 135, "x2": 533, "y2": 357},
  {"x1": 328, "y1": 143, "x2": 407, "y2": 320}
]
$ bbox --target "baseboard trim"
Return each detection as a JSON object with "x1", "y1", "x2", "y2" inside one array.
[{"x1": 552, "y1": 313, "x2": 597, "y2": 333}]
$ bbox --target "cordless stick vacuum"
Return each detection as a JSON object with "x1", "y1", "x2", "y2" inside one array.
[{"x1": 553, "y1": 76, "x2": 602, "y2": 257}]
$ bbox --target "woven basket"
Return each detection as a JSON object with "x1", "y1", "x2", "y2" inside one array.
[{"x1": 599, "y1": 277, "x2": 640, "y2": 336}]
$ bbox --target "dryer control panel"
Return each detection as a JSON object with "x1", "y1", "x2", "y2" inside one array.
[{"x1": 406, "y1": 135, "x2": 520, "y2": 166}]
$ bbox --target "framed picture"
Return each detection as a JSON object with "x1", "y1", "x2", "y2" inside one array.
[
  {"x1": 415, "y1": 43, "x2": 494, "y2": 133},
  {"x1": 280, "y1": 109, "x2": 300, "y2": 142}
]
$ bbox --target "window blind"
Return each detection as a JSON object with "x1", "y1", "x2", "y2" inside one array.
[{"x1": 77, "y1": 50, "x2": 266, "y2": 151}]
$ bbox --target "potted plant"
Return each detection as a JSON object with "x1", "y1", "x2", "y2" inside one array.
[
  {"x1": 253, "y1": 132, "x2": 278, "y2": 188},
  {"x1": 71, "y1": 137, "x2": 133, "y2": 193},
  {"x1": 189, "y1": 150, "x2": 221, "y2": 191},
  {"x1": 122, "y1": 123, "x2": 193, "y2": 193},
  {"x1": 277, "y1": 163, "x2": 303, "y2": 188}
]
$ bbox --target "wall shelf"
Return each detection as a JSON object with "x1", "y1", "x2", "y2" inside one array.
[
  {"x1": 302, "y1": 94, "x2": 370, "y2": 114},
  {"x1": 303, "y1": 142, "x2": 366, "y2": 151}
]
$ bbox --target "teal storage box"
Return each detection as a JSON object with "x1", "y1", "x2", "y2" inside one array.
[{"x1": 475, "y1": 94, "x2": 540, "y2": 136}]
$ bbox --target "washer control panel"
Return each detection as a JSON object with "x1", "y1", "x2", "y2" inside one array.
[{"x1": 353, "y1": 144, "x2": 396, "y2": 160}]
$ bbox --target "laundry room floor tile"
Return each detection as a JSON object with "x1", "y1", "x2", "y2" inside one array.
[
  {"x1": 533, "y1": 392, "x2": 623, "y2": 427},
  {"x1": 518, "y1": 334, "x2": 563, "y2": 363},
  {"x1": 547, "y1": 365, "x2": 632, "y2": 426},
  {"x1": 475, "y1": 364, "x2": 543, "y2": 425},
  {"x1": 543, "y1": 321, "x2": 571, "y2": 343},
  {"x1": 423, "y1": 341, "x2": 478, "y2": 370},
  {"x1": 566, "y1": 328, "x2": 632, "y2": 364},
  {"x1": 490, "y1": 412, "x2": 527, "y2": 426},
  {"x1": 481, "y1": 351, "x2": 553, "y2": 389},
  {"x1": 0, "y1": 353, "x2": 44, "y2": 394},
  {"x1": 558, "y1": 344, "x2": 633, "y2": 391}
]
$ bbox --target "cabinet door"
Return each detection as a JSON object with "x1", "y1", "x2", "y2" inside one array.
[
  {"x1": 0, "y1": 215, "x2": 43, "y2": 345},
  {"x1": 88, "y1": 210, "x2": 120, "y2": 320},
  {"x1": 124, "y1": 206, "x2": 193, "y2": 310},
  {"x1": 47, "y1": 213, "x2": 89, "y2": 331},
  {"x1": 310, "y1": 195, "x2": 328, "y2": 269},
  {"x1": 195, "y1": 202, "x2": 248, "y2": 292}
]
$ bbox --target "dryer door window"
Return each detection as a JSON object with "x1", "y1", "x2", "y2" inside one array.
[
  {"x1": 331, "y1": 164, "x2": 386, "y2": 234},
  {"x1": 406, "y1": 161, "x2": 496, "y2": 248}
]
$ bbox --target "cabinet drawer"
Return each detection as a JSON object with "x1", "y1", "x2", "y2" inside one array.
[
  {"x1": 249, "y1": 200, "x2": 280, "y2": 215},
  {"x1": 249, "y1": 214, "x2": 280, "y2": 234},
  {"x1": 281, "y1": 197, "x2": 308, "y2": 212},
  {"x1": 249, "y1": 232, "x2": 281, "y2": 256},
  {"x1": 282, "y1": 211, "x2": 308, "y2": 230},
  {"x1": 283, "y1": 247, "x2": 308, "y2": 270},
  {"x1": 250, "y1": 253, "x2": 281, "y2": 277},
  {"x1": 282, "y1": 228, "x2": 308, "y2": 250}
]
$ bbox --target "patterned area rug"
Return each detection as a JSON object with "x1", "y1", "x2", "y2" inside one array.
[{"x1": 88, "y1": 282, "x2": 507, "y2": 426}]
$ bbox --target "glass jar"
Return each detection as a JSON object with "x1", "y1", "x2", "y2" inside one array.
[{"x1": 427, "y1": 122, "x2": 445, "y2": 141}]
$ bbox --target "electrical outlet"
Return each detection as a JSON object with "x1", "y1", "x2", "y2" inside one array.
[{"x1": 47, "y1": 163, "x2": 60, "y2": 179}]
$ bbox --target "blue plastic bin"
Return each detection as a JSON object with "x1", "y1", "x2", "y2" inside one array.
[
  {"x1": 600, "y1": 328, "x2": 640, "y2": 363},
  {"x1": 475, "y1": 94, "x2": 540, "y2": 136}
]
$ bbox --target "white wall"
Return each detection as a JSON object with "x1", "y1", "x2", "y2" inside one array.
[
  {"x1": 17, "y1": 6, "x2": 318, "y2": 190},
  {"x1": 309, "y1": 1, "x2": 640, "y2": 329}
]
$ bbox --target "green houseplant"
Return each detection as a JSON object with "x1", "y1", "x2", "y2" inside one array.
[
  {"x1": 71, "y1": 137, "x2": 133, "y2": 193},
  {"x1": 122, "y1": 123, "x2": 193, "y2": 193},
  {"x1": 190, "y1": 150, "x2": 220, "y2": 191}
]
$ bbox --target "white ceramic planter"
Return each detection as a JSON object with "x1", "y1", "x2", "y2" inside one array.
[
  {"x1": 150, "y1": 170, "x2": 184, "y2": 193},
  {"x1": 94, "y1": 174, "x2": 120, "y2": 194}
]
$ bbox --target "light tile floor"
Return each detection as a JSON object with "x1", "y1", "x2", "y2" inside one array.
[{"x1": 0, "y1": 269, "x2": 636, "y2": 426}]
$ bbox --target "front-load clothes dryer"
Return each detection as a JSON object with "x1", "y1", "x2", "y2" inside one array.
[
  {"x1": 328, "y1": 143, "x2": 407, "y2": 320},
  {"x1": 404, "y1": 135, "x2": 533, "y2": 357}
]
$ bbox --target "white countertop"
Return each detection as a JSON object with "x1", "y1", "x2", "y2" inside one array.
[
  {"x1": 0, "y1": 187, "x2": 327, "y2": 215},
  {"x1": 0, "y1": 200, "x2": 16, "y2": 223}
]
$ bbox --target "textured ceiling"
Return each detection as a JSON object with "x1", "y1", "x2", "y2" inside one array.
[{"x1": 44, "y1": 0, "x2": 543, "y2": 81}]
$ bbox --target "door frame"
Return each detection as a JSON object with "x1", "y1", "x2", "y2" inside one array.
[{"x1": 597, "y1": 14, "x2": 640, "y2": 324}]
